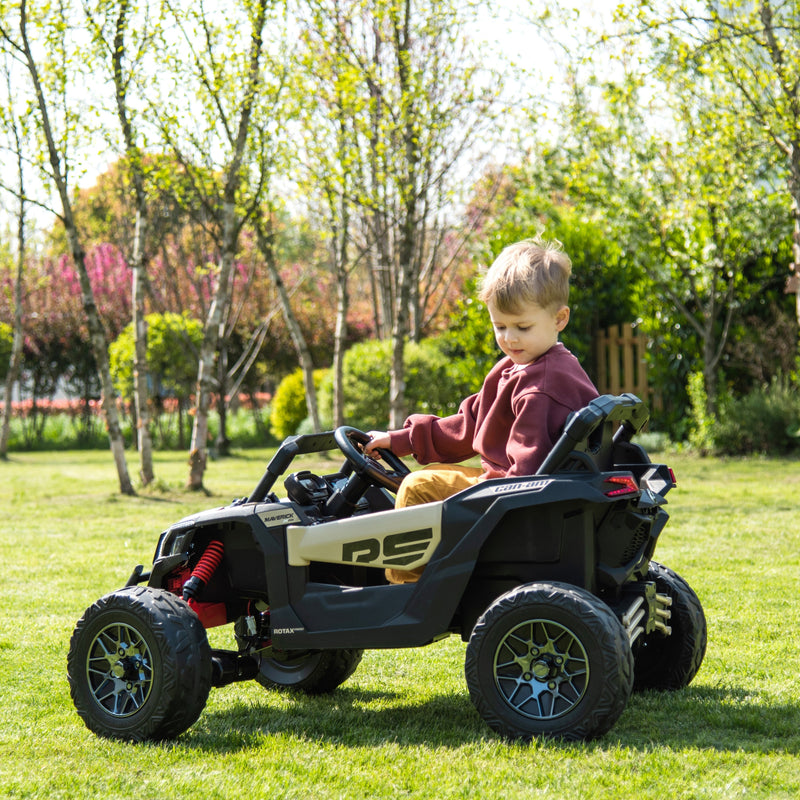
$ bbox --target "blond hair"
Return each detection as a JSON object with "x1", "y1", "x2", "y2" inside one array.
[{"x1": 478, "y1": 237, "x2": 572, "y2": 313}]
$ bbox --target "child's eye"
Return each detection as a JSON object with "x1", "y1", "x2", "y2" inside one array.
[{"x1": 518, "y1": 326, "x2": 530, "y2": 332}]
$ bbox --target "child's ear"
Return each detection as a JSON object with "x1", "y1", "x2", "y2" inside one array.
[{"x1": 555, "y1": 305, "x2": 570, "y2": 331}]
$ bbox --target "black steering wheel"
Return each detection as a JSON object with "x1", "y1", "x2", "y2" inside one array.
[{"x1": 334, "y1": 426, "x2": 410, "y2": 493}]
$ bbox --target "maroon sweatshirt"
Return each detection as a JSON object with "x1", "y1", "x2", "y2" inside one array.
[{"x1": 389, "y1": 343, "x2": 599, "y2": 478}]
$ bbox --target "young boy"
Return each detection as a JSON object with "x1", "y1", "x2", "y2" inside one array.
[{"x1": 365, "y1": 237, "x2": 599, "y2": 582}]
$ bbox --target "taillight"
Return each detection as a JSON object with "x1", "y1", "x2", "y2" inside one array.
[{"x1": 604, "y1": 474, "x2": 639, "y2": 497}]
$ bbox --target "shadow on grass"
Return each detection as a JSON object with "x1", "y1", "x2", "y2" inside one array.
[
  {"x1": 612, "y1": 684, "x2": 800, "y2": 753},
  {"x1": 180, "y1": 683, "x2": 800, "y2": 754},
  {"x1": 186, "y1": 686, "x2": 487, "y2": 751}
]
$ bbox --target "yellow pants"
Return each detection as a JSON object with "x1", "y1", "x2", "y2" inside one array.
[{"x1": 386, "y1": 464, "x2": 484, "y2": 584}]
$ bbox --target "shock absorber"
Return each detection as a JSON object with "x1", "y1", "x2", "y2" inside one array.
[{"x1": 183, "y1": 539, "x2": 224, "y2": 601}]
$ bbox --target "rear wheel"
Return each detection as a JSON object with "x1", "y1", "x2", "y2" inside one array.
[
  {"x1": 632, "y1": 561, "x2": 706, "y2": 691},
  {"x1": 465, "y1": 582, "x2": 633, "y2": 741},
  {"x1": 67, "y1": 586, "x2": 212, "y2": 741},
  {"x1": 256, "y1": 648, "x2": 363, "y2": 695}
]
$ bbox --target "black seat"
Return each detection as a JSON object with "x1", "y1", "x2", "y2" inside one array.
[{"x1": 535, "y1": 393, "x2": 650, "y2": 475}]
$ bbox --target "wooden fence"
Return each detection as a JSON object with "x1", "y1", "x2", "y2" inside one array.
[{"x1": 595, "y1": 323, "x2": 650, "y2": 402}]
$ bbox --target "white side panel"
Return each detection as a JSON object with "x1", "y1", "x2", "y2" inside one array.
[{"x1": 286, "y1": 502, "x2": 443, "y2": 569}]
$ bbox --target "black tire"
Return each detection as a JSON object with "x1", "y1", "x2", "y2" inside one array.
[
  {"x1": 465, "y1": 582, "x2": 633, "y2": 741},
  {"x1": 256, "y1": 648, "x2": 363, "y2": 695},
  {"x1": 67, "y1": 586, "x2": 212, "y2": 741},
  {"x1": 632, "y1": 561, "x2": 707, "y2": 691}
]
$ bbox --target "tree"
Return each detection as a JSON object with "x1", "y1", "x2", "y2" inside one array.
[
  {"x1": 375, "y1": 0, "x2": 499, "y2": 427},
  {"x1": 0, "y1": 50, "x2": 26, "y2": 458},
  {"x1": 152, "y1": 0, "x2": 281, "y2": 488},
  {"x1": 297, "y1": 0, "x2": 500, "y2": 428},
  {"x1": 296, "y1": 0, "x2": 364, "y2": 428},
  {"x1": 476, "y1": 157, "x2": 642, "y2": 378},
  {"x1": 82, "y1": 0, "x2": 161, "y2": 485},
  {"x1": 511, "y1": 4, "x2": 793, "y2": 422},
  {"x1": 621, "y1": 1, "x2": 800, "y2": 338},
  {"x1": 0, "y1": 0, "x2": 134, "y2": 493},
  {"x1": 254, "y1": 214, "x2": 322, "y2": 431},
  {"x1": 110, "y1": 311, "x2": 203, "y2": 448}
]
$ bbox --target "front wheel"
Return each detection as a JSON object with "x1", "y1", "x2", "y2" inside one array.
[
  {"x1": 256, "y1": 648, "x2": 363, "y2": 695},
  {"x1": 67, "y1": 586, "x2": 212, "y2": 741},
  {"x1": 465, "y1": 582, "x2": 633, "y2": 741}
]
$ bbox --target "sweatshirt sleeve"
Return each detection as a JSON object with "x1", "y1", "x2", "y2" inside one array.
[{"x1": 389, "y1": 392, "x2": 481, "y2": 465}]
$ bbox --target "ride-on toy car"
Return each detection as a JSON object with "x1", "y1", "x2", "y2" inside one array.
[{"x1": 67, "y1": 393, "x2": 706, "y2": 742}]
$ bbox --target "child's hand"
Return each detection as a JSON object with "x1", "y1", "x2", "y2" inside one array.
[{"x1": 364, "y1": 431, "x2": 391, "y2": 458}]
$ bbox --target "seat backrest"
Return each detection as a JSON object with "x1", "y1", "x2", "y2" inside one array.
[{"x1": 535, "y1": 393, "x2": 649, "y2": 475}]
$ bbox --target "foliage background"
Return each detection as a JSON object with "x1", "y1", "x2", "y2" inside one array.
[{"x1": 1, "y1": 0, "x2": 799, "y2": 458}]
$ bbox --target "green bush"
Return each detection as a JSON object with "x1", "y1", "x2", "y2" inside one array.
[
  {"x1": 438, "y1": 281, "x2": 499, "y2": 398},
  {"x1": 687, "y1": 371, "x2": 714, "y2": 455},
  {"x1": 0, "y1": 405, "x2": 273, "y2": 453},
  {"x1": 2, "y1": 408, "x2": 122, "y2": 451},
  {"x1": 337, "y1": 338, "x2": 460, "y2": 431},
  {"x1": 0, "y1": 322, "x2": 13, "y2": 380},
  {"x1": 207, "y1": 406, "x2": 274, "y2": 450},
  {"x1": 109, "y1": 312, "x2": 203, "y2": 401},
  {"x1": 270, "y1": 368, "x2": 328, "y2": 440},
  {"x1": 714, "y1": 378, "x2": 800, "y2": 456}
]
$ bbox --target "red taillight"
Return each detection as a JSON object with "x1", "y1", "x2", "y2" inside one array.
[
  {"x1": 668, "y1": 467, "x2": 677, "y2": 485},
  {"x1": 604, "y1": 474, "x2": 639, "y2": 497}
]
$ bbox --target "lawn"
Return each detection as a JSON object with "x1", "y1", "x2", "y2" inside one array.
[{"x1": 1, "y1": 448, "x2": 799, "y2": 799}]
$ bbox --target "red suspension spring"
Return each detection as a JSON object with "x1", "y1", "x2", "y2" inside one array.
[{"x1": 182, "y1": 539, "x2": 224, "y2": 600}]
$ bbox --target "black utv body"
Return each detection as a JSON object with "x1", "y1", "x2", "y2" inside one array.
[{"x1": 67, "y1": 393, "x2": 706, "y2": 742}]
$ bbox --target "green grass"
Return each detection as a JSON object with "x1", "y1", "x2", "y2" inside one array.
[{"x1": 1, "y1": 449, "x2": 800, "y2": 799}]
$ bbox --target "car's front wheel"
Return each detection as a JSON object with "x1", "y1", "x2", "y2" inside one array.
[
  {"x1": 465, "y1": 582, "x2": 633, "y2": 741},
  {"x1": 67, "y1": 586, "x2": 212, "y2": 741}
]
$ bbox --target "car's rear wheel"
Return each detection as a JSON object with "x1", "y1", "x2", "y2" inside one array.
[
  {"x1": 465, "y1": 582, "x2": 633, "y2": 741},
  {"x1": 67, "y1": 586, "x2": 212, "y2": 741},
  {"x1": 256, "y1": 648, "x2": 363, "y2": 695},
  {"x1": 632, "y1": 561, "x2": 707, "y2": 691}
]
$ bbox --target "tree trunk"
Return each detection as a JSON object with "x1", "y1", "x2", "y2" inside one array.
[
  {"x1": 1, "y1": 176, "x2": 25, "y2": 459},
  {"x1": 257, "y1": 223, "x2": 321, "y2": 431},
  {"x1": 787, "y1": 168, "x2": 800, "y2": 336},
  {"x1": 185, "y1": 0, "x2": 268, "y2": 490},
  {"x1": 188, "y1": 288, "x2": 225, "y2": 489},
  {"x1": 131, "y1": 209, "x2": 154, "y2": 484},
  {"x1": 15, "y1": 1, "x2": 134, "y2": 494},
  {"x1": 388, "y1": 4, "x2": 419, "y2": 429},
  {"x1": 332, "y1": 269, "x2": 348, "y2": 428},
  {"x1": 187, "y1": 196, "x2": 242, "y2": 489},
  {"x1": 215, "y1": 342, "x2": 230, "y2": 456},
  {"x1": 703, "y1": 335, "x2": 718, "y2": 419},
  {"x1": 388, "y1": 266, "x2": 410, "y2": 429},
  {"x1": 178, "y1": 400, "x2": 186, "y2": 451},
  {"x1": 76, "y1": 233, "x2": 135, "y2": 496},
  {"x1": 112, "y1": 0, "x2": 155, "y2": 487}
]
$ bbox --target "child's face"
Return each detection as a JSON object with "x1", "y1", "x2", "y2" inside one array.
[{"x1": 487, "y1": 299, "x2": 569, "y2": 366}]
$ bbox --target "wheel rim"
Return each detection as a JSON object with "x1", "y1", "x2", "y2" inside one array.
[
  {"x1": 259, "y1": 650, "x2": 322, "y2": 685},
  {"x1": 493, "y1": 619, "x2": 589, "y2": 720},
  {"x1": 85, "y1": 621, "x2": 154, "y2": 717}
]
